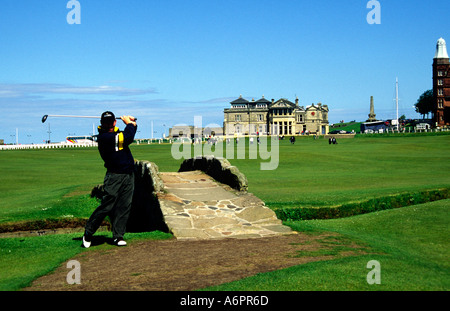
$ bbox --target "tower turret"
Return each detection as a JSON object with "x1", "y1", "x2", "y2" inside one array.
[{"x1": 434, "y1": 37, "x2": 449, "y2": 60}]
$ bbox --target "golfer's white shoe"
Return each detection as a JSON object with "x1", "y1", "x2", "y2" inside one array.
[
  {"x1": 114, "y1": 239, "x2": 127, "y2": 246},
  {"x1": 82, "y1": 235, "x2": 91, "y2": 248}
]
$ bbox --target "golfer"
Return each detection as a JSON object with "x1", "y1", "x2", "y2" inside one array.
[{"x1": 82, "y1": 111, "x2": 137, "y2": 248}]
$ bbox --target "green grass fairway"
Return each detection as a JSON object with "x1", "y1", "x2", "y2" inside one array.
[
  {"x1": 0, "y1": 144, "x2": 182, "y2": 224},
  {"x1": 0, "y1": 134, "x2": 449, "y2": 290},
  {"x1": 1, "y1": 135, "x2": 449, "y2": 223},
  {"x1": 0, "y1": 148, "x2": 103, "y2": 223},
  {"x1": 234, "y1": 135, "x2": 450, "y2": 208}
]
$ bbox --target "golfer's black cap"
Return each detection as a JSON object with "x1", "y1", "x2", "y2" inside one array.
[{"x1": 101, "y1": 111, "x2": 115, "y2": 126}]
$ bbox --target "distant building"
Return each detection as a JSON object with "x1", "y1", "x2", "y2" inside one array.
[
  {"x1": 169, "y1": 125, "x2": 223, "y2": 139},
  {"x1": 360, "y1": 121, "x2": 388, "y2": 133},
  {"x1": 223, "y1": 95, "x2": 329, "y2": 136},
  {"x1": 433, "y1": 37, "x2": 450, "y2": 127}
]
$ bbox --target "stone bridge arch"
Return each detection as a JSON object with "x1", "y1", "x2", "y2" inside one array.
[{"x1": 91, "y1": 156, "x2": 293, "y2": 240}]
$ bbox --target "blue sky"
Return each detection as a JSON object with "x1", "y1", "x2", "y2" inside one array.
[{"x1": 1, "y1": 0, "x2": 449, "y2": 144}]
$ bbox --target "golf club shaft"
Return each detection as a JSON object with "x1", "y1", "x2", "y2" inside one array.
[
  {"x1": 47, "y1": 115, "x2": 101, "y2": 119},
  {"x1": 42, "y1": 114, "x2": 136, "y2": 123}
]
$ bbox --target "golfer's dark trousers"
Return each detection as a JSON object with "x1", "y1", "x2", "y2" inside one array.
[{"x1": 85, "y1": 171, "x2": 134, "y2": 240}]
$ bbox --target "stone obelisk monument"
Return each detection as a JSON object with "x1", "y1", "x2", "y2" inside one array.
[{"x1": 367, "y1": 96, "x2": 377, "y2": 122}]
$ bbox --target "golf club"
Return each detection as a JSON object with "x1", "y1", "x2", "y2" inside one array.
[{"x1": 41, "y1": 114, "x2": 136, "y2": 123}]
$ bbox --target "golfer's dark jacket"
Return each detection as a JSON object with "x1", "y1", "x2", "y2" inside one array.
[{"x1": 97, "y1": 124, "x2": 137, "y2": 174}]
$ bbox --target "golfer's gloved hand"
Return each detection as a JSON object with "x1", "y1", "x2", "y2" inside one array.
[{"x1": 121, "y1": 115, "x2": 137, "y2": 126}]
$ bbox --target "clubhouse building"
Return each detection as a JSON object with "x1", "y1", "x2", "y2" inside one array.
[{"x1": 223, "y1": 95, "x2": 329, "y2": 136}]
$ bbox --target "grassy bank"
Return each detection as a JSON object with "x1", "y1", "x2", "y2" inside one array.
[
  {"x1": 274, "y1": 188, "x2": 450, "y2": 220},
  {"x1": 204, "y1": 199, "x2": 450, "y2": 291}
]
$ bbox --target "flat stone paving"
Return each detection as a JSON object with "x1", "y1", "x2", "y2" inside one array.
[{"x1": 157, "y1": 171, "x2": 294, "y2": 240}]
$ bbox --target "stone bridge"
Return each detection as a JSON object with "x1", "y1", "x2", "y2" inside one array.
[{"x1": 92, "y1": 156, "x2": 294, "y2": 240}]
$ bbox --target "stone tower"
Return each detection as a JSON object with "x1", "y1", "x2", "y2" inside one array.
[
  {"x1": 367, "y1": 96, "x2": 377, "y2": 122},
  {"x1": 433, "y1": 38, "x2": 450, "y2": 127}
]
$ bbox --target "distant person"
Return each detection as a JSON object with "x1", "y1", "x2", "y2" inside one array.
[
  {"x1": 290, "y1": 136, "x2": 295, "y2": 144},
  {"x1": 82, "y1": 111, "x2": 137, "y2": 248}
]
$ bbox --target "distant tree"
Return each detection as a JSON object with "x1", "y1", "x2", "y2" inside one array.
[{"x1": 414, "y1": 90, "x2": 434, "y2": 119}]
